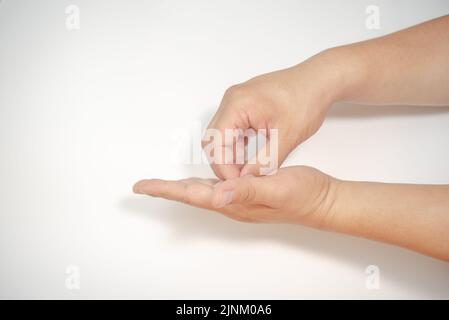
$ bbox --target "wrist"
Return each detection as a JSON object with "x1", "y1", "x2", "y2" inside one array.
[
  {"x1": 318, "y1": 176, "x2": 347, "y2": 232},
  {"x1": 308, "y1": 46, "x2": 368, "y2": 106},
  {"x1": 322, "y1": 178, "x2": 366, "y2": 235},
  {"x1": 302, "y1": 173, "x2": 345, "y2": 231}
]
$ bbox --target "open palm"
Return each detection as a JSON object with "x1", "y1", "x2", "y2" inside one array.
[{"x1": 134, "y1": 166, "x2": 335, "y2": 226}]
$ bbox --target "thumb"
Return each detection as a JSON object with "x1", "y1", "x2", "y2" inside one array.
[
  {"x1": 211, "y1": 175, "x2": 274, "y2": 208},
  {"x1": 240, "y1": 130, "x2": 290, "y2": 177}
]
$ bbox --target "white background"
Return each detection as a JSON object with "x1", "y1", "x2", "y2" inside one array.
[{"x1": 1, "y1": 0, "x2": 449, "y2": 299}]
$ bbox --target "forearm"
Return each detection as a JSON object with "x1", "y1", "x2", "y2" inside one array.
[
  {"x1": 329, "y1": 14, "x2": 449, "y2": 106},
  {"x1": 325, "y1": 179, "x2": 449, "y2": 261}
]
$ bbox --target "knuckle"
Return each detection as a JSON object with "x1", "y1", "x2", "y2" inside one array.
[
  {"x1": 225, "y1": 84, "x2": 243, "y2": 97},
  {"x1": 224, "y1": 84, "x2": 252, "y2": 105}
]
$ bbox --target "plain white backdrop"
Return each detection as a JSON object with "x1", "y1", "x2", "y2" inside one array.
[{"x1": 1, "y1": 0, "x2": 449, "y2": 299}]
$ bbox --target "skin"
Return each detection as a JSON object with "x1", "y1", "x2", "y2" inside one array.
[{"x1": 134, "y1": 15, "x2": 449, "y2": 262}]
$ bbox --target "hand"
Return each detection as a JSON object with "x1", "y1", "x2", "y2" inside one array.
[
  {"x1": 204, "y1": 49, "x2": 352, "y2": 179},
  {"x1": 133, "y1": 166, "x2": 336, "y2": 226},
  {"x1": 134, "y1": 16, "x2": 449, "y2": 262}
]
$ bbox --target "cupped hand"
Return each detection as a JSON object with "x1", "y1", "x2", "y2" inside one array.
[
  {"x1": 204, "y1": 49, "x2": 348, "y2": 179},
  {"x1": 133, "y1": 166, "x2": 337, "y2": 227}
]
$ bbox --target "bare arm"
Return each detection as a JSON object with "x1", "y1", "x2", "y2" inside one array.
[
  {"x1": 327, "y1": 180, "x2": 449, "y2": 261},
  {"x1": 135, "y1": 15, "x2": 449, "y2": 262},
  {"x1": 334, "y1": 14, "x2": 449, "y2": 106},
  {"x1": 134, "y1": 167, "x2": 449, "y2": 262},
  {"x1": 201, "y1": 15, "x2": 449, "y2": 179},
  {"x1": 318, "y1": 15, "x2": 449, "y2": 261}
]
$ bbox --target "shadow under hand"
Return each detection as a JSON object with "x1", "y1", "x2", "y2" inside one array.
[
  {"x1": 328, "y1": 102, "x2": 449, "y2": 119},
  {"x1": 120, "y1": 196, "x2": 449, "y2": 297}
]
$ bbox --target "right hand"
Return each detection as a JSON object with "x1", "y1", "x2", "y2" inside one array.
[{"x1": 204, "y1": 48, "x2": 351, "y2": 179}]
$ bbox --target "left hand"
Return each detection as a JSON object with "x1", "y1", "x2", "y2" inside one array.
[{"x1": 133, "y1": 166, "x2": 337, "y2": 226}]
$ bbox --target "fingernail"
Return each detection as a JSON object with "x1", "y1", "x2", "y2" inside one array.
[
  {"x1": 215, "y1": 190, "x2": 234, "y2": 208},
  {"x1": 133, "y1": 181, "x2": 147, "y2": 195},
  {"x1": 133, "y1": 184, "x2": 142, "y2": 194}
]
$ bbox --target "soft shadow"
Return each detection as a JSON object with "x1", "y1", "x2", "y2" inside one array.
[
  {"x1": 328, "y1": 102, "x2": 449, "y2": 119},
  {"x1": 120, "y1": 196, "x2": 449, "y2": 297}
]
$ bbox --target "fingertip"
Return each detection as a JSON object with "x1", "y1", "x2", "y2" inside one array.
[
  {"x1": 212, "y1": 164, "x2": 241, "y2": 180},
  {"x1": 133, "y1": 179, "x2": 163, "y2": 196},
  {"x1": 133, "y1": 180, "x2": 147, "y2": 194},
  {"x1": 240, "y1": 164, "x2": 259, "y2": 177}
]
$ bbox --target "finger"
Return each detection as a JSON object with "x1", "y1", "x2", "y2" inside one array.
[
  {"x1": 203, "y1": 102, "x2": 248, "y2": 180},
  {"x1": 133, "y1": 178, "x2": 214, "y2": 209},
  {"x1": 240, "y1": 129, "x2": 291, "y2": 177},
  {"x1": 211, "y1": 174, "x2": 280, "y2": 208},
  {"x1": 197, "y1": 178, "x2": 220, "y2": 186}
]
